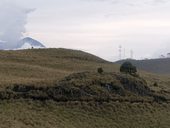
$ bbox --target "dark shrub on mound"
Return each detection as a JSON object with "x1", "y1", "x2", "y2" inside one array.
[
  {"x1": 97, "y1": 67, "x2": 103, "y2": 74},
  {"x1": 153, "y1": 82, "x2": 158, "y2": 87},
  {"x1": 120, "y1": 61, "x2": 137, "y2": 76}
]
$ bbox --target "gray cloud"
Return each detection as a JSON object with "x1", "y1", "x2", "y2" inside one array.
[
  {"x1": 0, "y1": 1, "x2": 33, "y2": 49},
  {"x1": 6, "y1": 0, "x2": 169, "y2": 60},
  {"x1": 89, "y1": 0, "x2": 169, "y2": 4}
]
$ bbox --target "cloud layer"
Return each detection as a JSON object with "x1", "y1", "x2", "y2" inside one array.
[
  {"x1": 0, "y1": 1, "x2": 32, "y2": 49},
  {"x1": 0, "y1": 0, "x2": 169, "y2": 60}
]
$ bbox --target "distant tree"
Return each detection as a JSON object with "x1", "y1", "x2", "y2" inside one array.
[
  {"x1": 120, "y1": 61, "x2": 137, "y2": 76},
  {"x1": 97, "y1": 67, "x2": 103, "y2": 74}
]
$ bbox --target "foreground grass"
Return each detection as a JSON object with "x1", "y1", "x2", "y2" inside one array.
[{"x1": 0, "y1": 100, "x2": 169, "y2": 128}]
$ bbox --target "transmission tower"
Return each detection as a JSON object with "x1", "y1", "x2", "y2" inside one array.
[
  {"x1": 119, "y1": 45, "x2": 122, "y2": 60},
  {"x1": 130, "y1": 50, "x2": 133, "y2": 59},
  {"x1": 123, "y1": 48, "x2": 126, "y2": 59}
]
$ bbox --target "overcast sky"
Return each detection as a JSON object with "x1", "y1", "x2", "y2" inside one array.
[{"x1": 1, "y1": 0, "x2": 170, "y2": 61}]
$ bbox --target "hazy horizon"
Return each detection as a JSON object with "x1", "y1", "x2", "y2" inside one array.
[{"x1": 0, "y1": 0, "x2": 170, "y2": 61}]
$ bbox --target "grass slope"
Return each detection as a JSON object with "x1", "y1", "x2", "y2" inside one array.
[
  {"x1": 0, "y1": 48, "x2": 117, "y2": 88},
  {"x1": 0, "y1": 48, "x2": 169, "y2": 128}
]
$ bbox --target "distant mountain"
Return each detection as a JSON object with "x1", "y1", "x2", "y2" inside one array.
[
  {"x1": 17, "y1": 37, "x2": 45, "y2": 49},
  {"x1": 116, "y1": 58, "x2": 170, "y2": 74}
]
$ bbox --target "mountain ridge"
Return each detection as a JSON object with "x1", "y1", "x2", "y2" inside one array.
[{"x1": 116, "y1": 58, "x2": 170, "y2": 74}]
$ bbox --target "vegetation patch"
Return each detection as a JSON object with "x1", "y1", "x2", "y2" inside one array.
[{"x1": 0, "y1": 72, "x2": 168, "y2": 103}]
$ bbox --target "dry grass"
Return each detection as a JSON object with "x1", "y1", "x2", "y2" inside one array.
[
  {"x1": 0, "y1": 100, "x2": 169, "y2": 128},
  {"x1": 0, "y1": 48, "x2": 119, "y2": 88},
  {"x1": 0, "y1": 48, "x2": 169, "y2": 128},
  {"x1": 0, "y1": 48, "x2": 169, "y2": 92}
]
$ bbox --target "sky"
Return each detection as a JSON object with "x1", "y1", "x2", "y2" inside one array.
[{"x1": 0, "y1": 0, "x2": 170, "y2": 61}]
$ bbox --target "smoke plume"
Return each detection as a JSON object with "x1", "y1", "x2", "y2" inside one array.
[{"x1": 0, "y1": 1, "x2": 33, "y2": 49}]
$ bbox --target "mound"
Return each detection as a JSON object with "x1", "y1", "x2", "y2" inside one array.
[
  {"x1": 55, "y1": 72, "x2": 150, "y2": 97},
  {"x1": 1, "y1": 72, "x2": 167, "y2": 103}
]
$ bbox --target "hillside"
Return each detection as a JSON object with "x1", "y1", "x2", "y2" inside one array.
[
  {"x1": 116, "y1": 58, "x2": 170, "y2": 74},
  {"x1": 0, "y1": 48, "x2": 169, "y2": 92},
  {"x1": 0, "y1": 48, "x2": 169, "y2": 128},
  {"x1": 0, "y1": 48, "x2": 112, "y2": 88}
]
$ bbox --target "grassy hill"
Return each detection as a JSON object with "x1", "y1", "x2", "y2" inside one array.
[
  {"x1": 0, "y1": 48, "x2": 116, "y2": 88},
  {"x1": 0, "y1": 48, "x2": 169, "y2": 128},
  {"x1": 116, "y1": 58, "x2": 170, "y2": 75}
]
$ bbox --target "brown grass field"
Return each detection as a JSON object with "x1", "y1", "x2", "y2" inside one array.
[{"x1": 0, "y1": 48, "x2": 169, "y2": 128}]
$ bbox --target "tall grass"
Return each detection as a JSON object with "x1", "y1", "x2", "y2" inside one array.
[{"x1": 0, "y1": 100, "x2": 169, "y2": 128}]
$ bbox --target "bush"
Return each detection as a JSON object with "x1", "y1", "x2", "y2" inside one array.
[
  {"x1": 97, "y1": 67, "x2": 103, "y2": 74},
  {"x1": 120, "y1": 61, "x2": 137, "y2": 76},
  {"x1": 153, "y1": 82, "x2": 158, "y2": 87}
]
